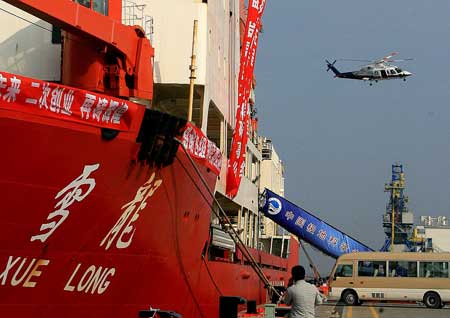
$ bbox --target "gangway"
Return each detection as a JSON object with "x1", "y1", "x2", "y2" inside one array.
[{"x1": 260, "y1": 189, "x2": 373, "y2": 259}]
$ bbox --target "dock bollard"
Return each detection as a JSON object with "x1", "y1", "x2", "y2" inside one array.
[
  {"x1": 219, "y1": 296, "x2": 246, "y2": 318},
  {"x1": 264, "y1": 304, "x2": 276, "y2": 318},
  {"x1": 247, "y1": 300, "x2": 257, "y2": 314}
]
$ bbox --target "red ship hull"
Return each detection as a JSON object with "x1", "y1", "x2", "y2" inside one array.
[{"x1": 0, "y1": 99, "x2": 297, "y2": 318}]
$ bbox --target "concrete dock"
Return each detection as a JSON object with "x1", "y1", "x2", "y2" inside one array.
[{"x1": 239, "y1": 302, "x2": 449, "y2": 318}]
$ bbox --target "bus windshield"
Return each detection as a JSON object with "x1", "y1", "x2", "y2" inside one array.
[{"x1": 334, "y1": 264, "x2": 353, "y2": 278}]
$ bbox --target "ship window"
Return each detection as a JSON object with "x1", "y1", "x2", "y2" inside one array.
[
  {"x1": 75, "y1": 0, "x2": 90, "y2": 8},
  {"x1": 51, "y1": 26, "x2": 62, "y2": 44},
  {"x1": 93, "y1": 0, "x2": 108, "y2": 15},
  {"x1": 74, "y1": 0, "x2": 108, "y2": 15}
]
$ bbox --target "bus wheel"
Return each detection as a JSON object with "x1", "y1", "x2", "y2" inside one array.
[
  {"x1": 342, "y1": 290, "x2": 358, "y2": 306},
  {"x1": 423, "y1": 292, "x2": 442, "y2": 309}
]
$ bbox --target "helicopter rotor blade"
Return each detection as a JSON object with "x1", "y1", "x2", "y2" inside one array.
[
  {"x1": 381, "y1": 51, "x2": 399, "y2": 62},
  {"x1": 338, "y1": 59, "x2": 373, "y2": 62},
  {"x1": 385, "y1": 58, "x2": 414, "y2": 62}
]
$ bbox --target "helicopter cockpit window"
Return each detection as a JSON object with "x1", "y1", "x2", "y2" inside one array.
[
  {"x1": 395, "y1": 68, "x2": 403, "y2": 73},
  {"x1": 390, "y1": 69, "x2": 397, "y2": 75}
]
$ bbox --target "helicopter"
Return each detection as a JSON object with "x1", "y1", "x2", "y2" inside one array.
[{"x1": 326, "y1": 52, "x2": 413, "y2": 85}]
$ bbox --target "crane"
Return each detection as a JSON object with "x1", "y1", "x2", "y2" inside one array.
[{"x1": 3, "y1": 0, "x2": 153, "y2": 99}]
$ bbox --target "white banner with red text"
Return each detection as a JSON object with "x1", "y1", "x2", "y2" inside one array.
[{"x1": 226, "y1": 0, "x2": 266, "y2": 198}]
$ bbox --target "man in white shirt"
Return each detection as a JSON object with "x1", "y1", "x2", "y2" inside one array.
[{"x1": 283, "y1": 265, "x2": 324, "y2": 318}]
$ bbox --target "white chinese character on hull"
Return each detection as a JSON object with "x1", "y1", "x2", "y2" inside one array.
[
  {"x1": 30, "y1": 164, "x2": 100, "y2": 243},
  {"x1": 100, "y1": 173, "x2": 162, "y2": 250}
]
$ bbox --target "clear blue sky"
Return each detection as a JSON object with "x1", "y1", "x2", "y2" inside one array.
[{"x1": 255, "y1": 0, "x2": 450, "y2": 274}]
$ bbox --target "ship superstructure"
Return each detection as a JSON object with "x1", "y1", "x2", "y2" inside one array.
[
  {"x1": 0, "y1": 1, "x2": 297, "y2": 318},
  {"x1": 259, "y1": 137, "x2": 292, "y2": 258}
]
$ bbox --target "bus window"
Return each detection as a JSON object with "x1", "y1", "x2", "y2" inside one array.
[
  {"x1": 419, "y1": 262, "x2": 449, "y2": 278},
  {"x1": 334, "y1": 264, "x2": 353, "y2": 278},
  {"x1": 358, "y1": 261, "x2": 386, "y2": 277},
  {"x1": 388, "y1": 261, "x2": 417, "y2": 277}
]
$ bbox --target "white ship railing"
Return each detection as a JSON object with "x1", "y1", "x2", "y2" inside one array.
[{"x1": 122, "y1": 0, "x2": 153, "y2": 42}]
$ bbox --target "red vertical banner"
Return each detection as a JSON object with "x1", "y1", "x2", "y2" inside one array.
[{"x1": 226, "y1": 0, "x2": 266, "y2": 198}]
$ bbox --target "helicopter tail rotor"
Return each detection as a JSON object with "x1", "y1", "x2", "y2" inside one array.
[
  {"x1": 326, "y1": 59, "x2": 337, "y2": 72},
  {"x1": 326, "y1": 60, "x2": 341, "y2": 77}
]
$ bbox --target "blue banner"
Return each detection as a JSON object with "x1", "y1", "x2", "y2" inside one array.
[{"x1": 260, "y1": 189, "x2": 373, "y2": 259}]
